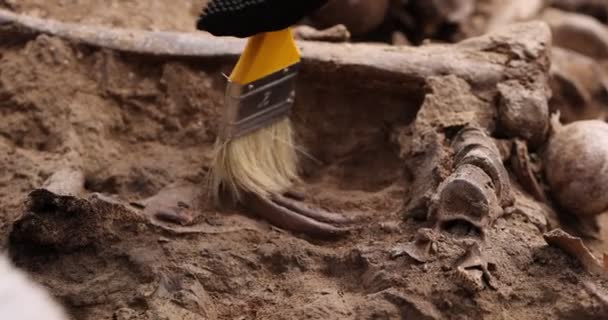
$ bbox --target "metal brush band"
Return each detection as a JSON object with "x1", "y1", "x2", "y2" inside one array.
[{"x1": 219, "y1": 62, "x2": 300, "y2": 141}]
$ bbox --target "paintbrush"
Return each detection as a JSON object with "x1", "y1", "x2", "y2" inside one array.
[{"x1": 197, "y1": 0, "x2": 329, "y2": 204}]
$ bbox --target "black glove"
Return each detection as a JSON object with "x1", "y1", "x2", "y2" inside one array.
[{"x1": 196, "y1": 0, "x2": 329, "y2": 38}]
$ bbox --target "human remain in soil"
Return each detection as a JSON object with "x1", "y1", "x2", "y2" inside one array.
[{"x1": 140, "y1": 0, "x2": 358, "y2": 238}]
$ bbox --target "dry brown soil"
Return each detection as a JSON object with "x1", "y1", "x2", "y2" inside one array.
[{"x1": 1, "y1": 1, "x2": 608, "y2": 320}]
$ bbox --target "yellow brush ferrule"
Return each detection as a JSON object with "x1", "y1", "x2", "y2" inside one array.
[{"x1": 229, "y1": 28, "x2": 301, "y2": 85}]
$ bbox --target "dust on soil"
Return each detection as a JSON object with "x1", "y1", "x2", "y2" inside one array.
[
  {"x1": 0, "y1": 0, "x2": 206, "y2": 32},
  {"x1": 1, "y1": 1, "x2": 608, "y2": 320}
]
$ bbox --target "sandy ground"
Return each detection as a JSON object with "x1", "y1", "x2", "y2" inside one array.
[{"x1": 1, "y1": 1, "x2": 608, "y2": 320}]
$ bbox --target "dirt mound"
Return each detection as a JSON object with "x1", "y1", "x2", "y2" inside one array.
[{"x1": 1, "y1": 0, "x2": 205, "y2": 31}]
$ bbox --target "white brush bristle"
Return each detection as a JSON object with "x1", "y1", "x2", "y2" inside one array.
[
  {"x1": 0, "y1": 255, "x2": 68, "y2": 320},
  {"x1": 208, "y1": 118, "x2": 300, "y2": 203}
]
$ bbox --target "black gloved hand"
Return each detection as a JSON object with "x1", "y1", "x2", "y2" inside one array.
[{"x1": 196, "y1": 0, "x2": 329, "y2": 38}]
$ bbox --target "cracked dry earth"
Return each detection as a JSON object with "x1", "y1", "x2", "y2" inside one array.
[{"x1": 2, "y1": 2, "x2": 608, "y2": 320}]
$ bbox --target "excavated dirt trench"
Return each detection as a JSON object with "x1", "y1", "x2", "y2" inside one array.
[
  {"x1": 0, "y1": 28, "x2": 416, "y2": 320},
  {"x1": 2, "y1": 1, "x2": 608, "y2": 320}
]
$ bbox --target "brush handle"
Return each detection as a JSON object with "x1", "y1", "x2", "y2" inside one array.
[
  {"x1": 229, "y1": 29, "x2": 301, "y2": 85},
  {"x1": 221, "y1": 28, "x2": 301, "y2": 139}
]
